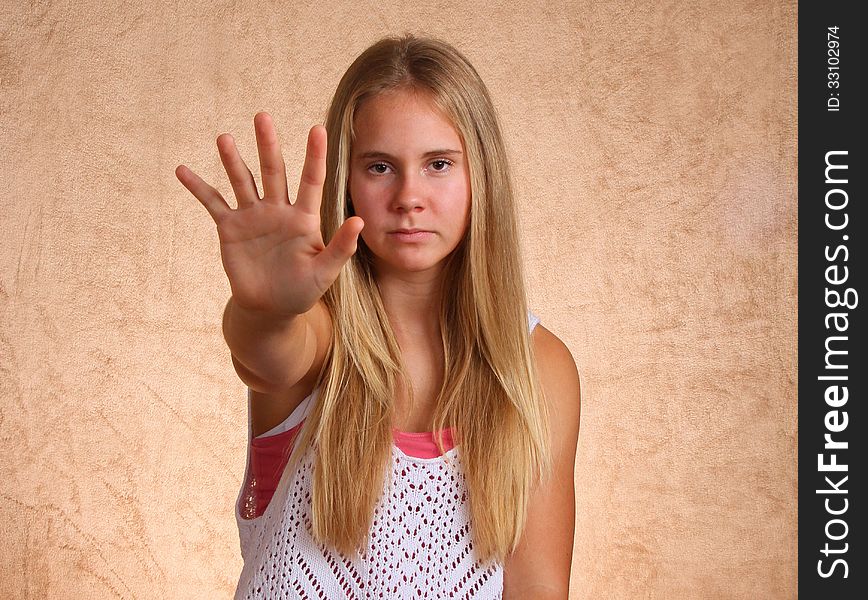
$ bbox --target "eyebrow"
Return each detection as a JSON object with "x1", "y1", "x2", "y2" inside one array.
[{"x1": 355, "y1": 149, "x2": 463, "y2": 160}]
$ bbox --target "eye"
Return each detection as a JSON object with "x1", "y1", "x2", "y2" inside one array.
[
  {"x1": 368, "y1": 162, "x2": 392, "y2": 175},
  {"x1": 429, "y1": 159, "x2": 454, "y2": 173}
]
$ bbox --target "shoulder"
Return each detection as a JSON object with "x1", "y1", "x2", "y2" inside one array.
[
  {"x1": 531, "y1": 324, "x2": 582, "y2": 463},
  {"x1": 531, "y1": 324, "x2": 581, "y2": 406}
]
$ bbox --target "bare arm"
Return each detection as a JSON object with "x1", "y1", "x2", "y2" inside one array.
[
  {"x1": 222, "y1": 297, "x2": 320, "y2": 393},
  {"x1": 502, "y1": 325, "x2": 581, "y2": 599}
]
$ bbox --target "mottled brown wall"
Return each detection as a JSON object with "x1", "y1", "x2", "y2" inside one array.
[{"x1": 0, "y1": 0, "x2": 797, "y2": 598}]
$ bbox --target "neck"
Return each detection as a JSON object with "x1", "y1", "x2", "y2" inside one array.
[{"x1": 374, "y1": 266, "x2": 443, "y2": 341}]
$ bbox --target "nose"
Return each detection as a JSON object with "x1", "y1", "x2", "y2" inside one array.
[{"x1": 391, "y1": 173, "x2": 426, "y2": 213}]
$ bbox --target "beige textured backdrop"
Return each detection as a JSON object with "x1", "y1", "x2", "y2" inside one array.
[{"x1": 0, "y1": 0, "x2": 797, "y2": 598}]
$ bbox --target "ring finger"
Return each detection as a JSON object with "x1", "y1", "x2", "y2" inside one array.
[{"x1": 217, "y1": 133, "x2": 260, "y2": 209}]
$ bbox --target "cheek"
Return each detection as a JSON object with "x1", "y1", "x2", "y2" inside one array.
[
  {"x1": 346, "y1": 174, "x2": 357, "y2": 215},
  {"x1": 444, "y1": 181, "x2": 471, "y2": 221},
  {"x1": 347, "y1": 177, "x2": 373, "y2": 218},
  {"x1": 353, "y1": 201, "x2": 373, "y2": 225},
  {"x1": 348, "y1": 198, "x2": 387, "y2": 237}
]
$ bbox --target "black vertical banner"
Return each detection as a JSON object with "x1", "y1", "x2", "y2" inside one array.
[{"x1": 799, "y1": 2, "x2": 866, "y2": 598}]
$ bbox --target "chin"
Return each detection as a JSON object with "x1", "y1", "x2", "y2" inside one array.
[{"x1": 376, "y1": 253, "x2": 449, "y2": 275}]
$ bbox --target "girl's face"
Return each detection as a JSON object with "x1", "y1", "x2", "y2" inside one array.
[{"x1": 348, "y1": 89, "x2": 471, "y2": 278}]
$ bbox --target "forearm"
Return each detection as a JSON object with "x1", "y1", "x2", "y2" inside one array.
[{"x1": 222, "y1": 296, "x2": 315, "y2": 392}]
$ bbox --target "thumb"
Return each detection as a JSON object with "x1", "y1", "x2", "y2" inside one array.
[{"x1": 314, "y1": 216, "x2": 365, "y2": 284}]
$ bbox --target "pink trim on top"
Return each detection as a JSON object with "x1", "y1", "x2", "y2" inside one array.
[
  {"x1": 247, "y1": 422, "x2": 305, "y2": 518},
  {"x1": 391, "y1": 427, "x2": 456, "y2": 459},
  {"x1": 247, "y1": 420, "x2": 455, "y2": 518}
]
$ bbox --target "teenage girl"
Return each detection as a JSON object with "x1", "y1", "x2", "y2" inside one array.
[{"x1": 175, "y1": 34, "x2": 581, "y2": 599}]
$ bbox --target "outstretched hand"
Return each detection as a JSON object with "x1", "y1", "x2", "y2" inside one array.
[{"x1": 176, "y1": 113, "x2": 364, "y2": 316}]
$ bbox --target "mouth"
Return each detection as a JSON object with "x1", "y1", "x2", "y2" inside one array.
[{"x1": 388, "y1": 229, "x2": 434, "y2": 242}]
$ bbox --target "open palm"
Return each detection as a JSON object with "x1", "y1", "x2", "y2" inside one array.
[{"x1": 176, "y1": 113, "x2": 363, "y2": 316}]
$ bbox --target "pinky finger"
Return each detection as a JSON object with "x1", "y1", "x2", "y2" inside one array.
[{"x1": 175, "y1": 165, "x2": 233, "y2": 223}]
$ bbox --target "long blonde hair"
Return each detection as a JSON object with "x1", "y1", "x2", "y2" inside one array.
[{"x1": 281, "y1": 33, "x2": 553, "y2": 564}]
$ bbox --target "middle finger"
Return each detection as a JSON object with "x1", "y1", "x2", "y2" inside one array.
[{"x1": 254, "y1": 112, "x2": 290, "y2": 204}]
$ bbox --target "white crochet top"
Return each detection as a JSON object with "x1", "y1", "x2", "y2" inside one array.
[{"x1": 233, "y1": 311, "x2": 541, "y2": 599}]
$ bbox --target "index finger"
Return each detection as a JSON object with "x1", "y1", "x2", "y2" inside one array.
[{"x1": 293, "y1": 124, "x2": 327, "y2": 216}]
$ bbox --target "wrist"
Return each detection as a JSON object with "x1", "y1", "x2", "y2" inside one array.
[{"x1": 225, "y1": 297, "x2": 301, "y2": 333}]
